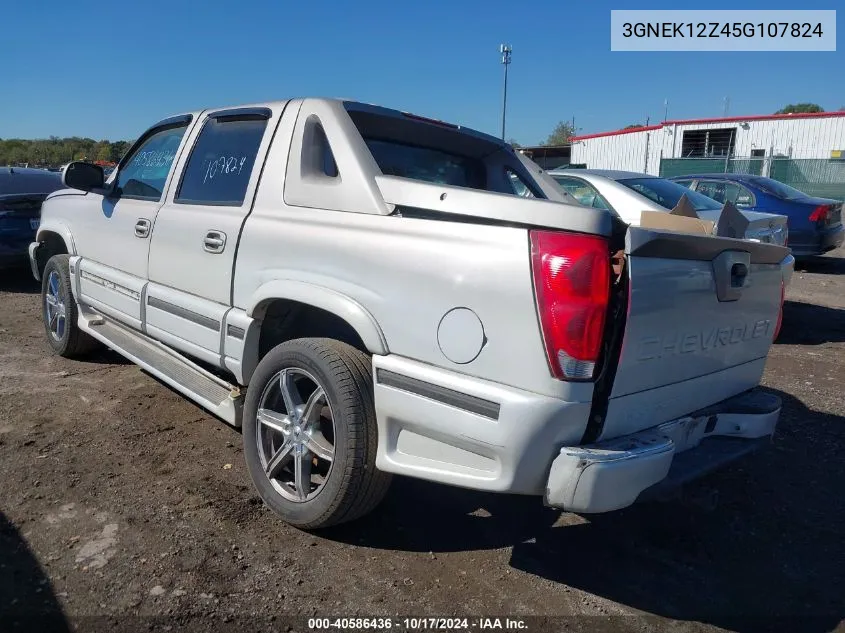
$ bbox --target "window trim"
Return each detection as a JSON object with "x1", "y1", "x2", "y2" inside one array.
[
  {"x1": 113, "y1": 114, "x2": 193, "y2": 202},
  {"x1": 173, "y1": 113, "x2": 270, "y2": 207},
  {"x1": 209, "y1": 107, "x2": 272, "y2": 122}
]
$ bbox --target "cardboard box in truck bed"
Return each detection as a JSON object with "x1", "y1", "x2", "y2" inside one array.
[{"x1": 639, "y1": 195, "x2": 749, "y2": 238}]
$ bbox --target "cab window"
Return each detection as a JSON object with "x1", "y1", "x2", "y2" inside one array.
[
  {"x1": 176, "y1": 116, "x2": 268, "y2": 206},
  {"x1": 116, "y1": 125, "x2": 189, "y2": 201}
]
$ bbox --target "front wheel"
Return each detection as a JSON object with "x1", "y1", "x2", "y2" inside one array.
[
  {"x1": 41, "y1": 255, "x2": 101, "y2": 358},
  {"x1": 242, "y1": 338, "x2": 391, "y2": 529}
]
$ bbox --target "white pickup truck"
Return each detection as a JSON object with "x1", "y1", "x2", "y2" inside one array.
[{"x1": 30, "y1": 99, "x2": 794, "y2": 529}]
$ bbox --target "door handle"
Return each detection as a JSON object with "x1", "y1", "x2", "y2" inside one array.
[
  {"x1": 134, "y1": 218, "x2": 151, "y2": 238},
  {"x1": 203, "y1": 230, "x2": 227, "y2": 254}
]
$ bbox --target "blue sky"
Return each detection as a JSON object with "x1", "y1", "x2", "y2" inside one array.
[{"x1": 1, "y1": 0, "x2": 842, "y2": 145}]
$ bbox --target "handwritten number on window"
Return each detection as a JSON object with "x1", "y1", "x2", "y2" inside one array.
[{"x1": 203, "y1": 155, "x2": 249, "y2": 184}]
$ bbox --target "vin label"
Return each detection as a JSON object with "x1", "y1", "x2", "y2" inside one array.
[{"x1": 611, "y1": 10, "x2": 836, "y2": 51}]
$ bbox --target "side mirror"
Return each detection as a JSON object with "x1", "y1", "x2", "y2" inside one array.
[{"x1": 62, "y1": 161, "x2": 105, "y2": 192}]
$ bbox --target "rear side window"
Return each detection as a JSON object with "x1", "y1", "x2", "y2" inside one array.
[
  {"x1": 116, "y1": 125, "x2": 188, "y2": 201},
  {"x1": 694, "y1": 180, "x2": 753, "y2": 207},
  {"x1": 553, "y1": 176, "x2": 611, "y2": 210},
  {"x1": 506, "y1": 168, "x2": 537, "y2": 198},
  {"x1": 696, "y1": 180, "x2": 733, "y2": 204},
  {"x1": 365, "y1": 139, "x2": 486, "y2": 189},
  {"x1": 735, "y1": 185, "x2": 755, "y2": 207},
  {"x1": 176, "y1": 117, "x2": 268, "y2": 206}
]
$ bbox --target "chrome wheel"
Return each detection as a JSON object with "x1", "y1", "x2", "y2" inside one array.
[
  {"x1": 256, "y1": 368, "x2": 336, "y2": 503},
  {"x1": 45, "y1": 270, "x2": 66, "y2": 341}
]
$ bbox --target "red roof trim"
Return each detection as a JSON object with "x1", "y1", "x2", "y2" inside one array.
[
  {"x1": 571, "y1": 124, "x2": 662, "y2": 141},
  {"x1": 570, "y1": 110, "x2": 845, "y2": 142}
]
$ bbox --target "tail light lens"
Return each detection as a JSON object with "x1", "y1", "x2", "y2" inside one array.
[
  {"x1": 809, "y1": 205, "x2": 831, "y2": 223},
  {"x1": 773, "y1": 280, "x2": 785, "y2": 341},
  {"x1": 530, "y1": 230, "x2": 610, "y2": 381}
]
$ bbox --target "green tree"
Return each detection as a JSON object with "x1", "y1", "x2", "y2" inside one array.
[
  {"x1": 507, "y1": 138, "x2": 522, "y2": 148},
  {"x1": 775, "y1": 103, "x2": 824, "y2": 114},
  {"x1": 624, "y1": 123, "x2": 643, "y2": 129},
  {"x1": 543, "y1": 121, "x2": 576, "y2": 146},
  {"x1": 0, "y1": 136, "x2": 133, "y2": 167},
  {"x1": 110, "y1": 140, "x2": 132, "y2": 163},
  {"x1": 94, "y1": 140, "x2": 113, "y2": 162}
]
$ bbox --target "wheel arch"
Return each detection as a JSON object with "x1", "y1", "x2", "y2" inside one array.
[
  {"x1": 36, "y1": 223, "x2": 76, "y2": 255},
  {"x1": 33, "y1": 224, "x2": 75, "y2": 280},
  {"x1": 242, "y1": 280, "x2": 388, "y2": 383}
]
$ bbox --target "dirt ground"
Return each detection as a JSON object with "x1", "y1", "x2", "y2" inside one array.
[{"x1": 1, "y1": 250, "x2": 844, "y2": 633}]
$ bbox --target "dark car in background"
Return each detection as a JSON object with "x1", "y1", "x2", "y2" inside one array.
[
  {"x1": 0, "y1": 167, "x2": 64, "y2": 268},
  {"x1": 671, "y1": 174, "x2": 844, "y2": 258}
]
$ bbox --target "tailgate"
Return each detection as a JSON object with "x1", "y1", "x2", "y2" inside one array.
[{"x1": 599, "y1": 227, "x2": 791, "y2": 440}]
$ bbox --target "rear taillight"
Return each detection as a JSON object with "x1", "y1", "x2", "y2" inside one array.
[
  {"x1": 773, "y1": 280, "x2": 785, "y2": 341},
  {"x1": 809, "y1": 205, "x2": 831, "y2": 223},
  {"x1": 530, "y1": 230, "x2": 610, "y2": 381}
]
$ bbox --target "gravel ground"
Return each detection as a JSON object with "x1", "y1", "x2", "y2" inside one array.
[{"x1": 1, "y1": 250, "x2": 844, "y2": 633}]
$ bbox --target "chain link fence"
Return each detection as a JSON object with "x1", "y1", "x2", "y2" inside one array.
[{"x1": 659, "y1": 157, "x2": 845, "y2": 201}]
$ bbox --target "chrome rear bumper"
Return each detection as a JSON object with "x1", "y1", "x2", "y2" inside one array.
[{"x1": 545, "y1": 389, "x2": 780, "y2": 513}]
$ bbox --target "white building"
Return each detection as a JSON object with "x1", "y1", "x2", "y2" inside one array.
[{"x1": 569, "y1": 111, "x2": 845, "y2": 176}]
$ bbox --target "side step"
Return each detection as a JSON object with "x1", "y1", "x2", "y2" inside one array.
[{"x1": 78, "y1": 308, "x2": 243, "y2": 427}]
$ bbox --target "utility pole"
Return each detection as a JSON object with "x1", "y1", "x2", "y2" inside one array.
[
  {"x1": 723, "y1": 96, "x2": 730, "y2": 117},
  {"x1": 663, "y1": 98, "x2": 669, "y2": 122},
  {"x1": 500, "y1": 44, "x2": 512, "y2": 140}
]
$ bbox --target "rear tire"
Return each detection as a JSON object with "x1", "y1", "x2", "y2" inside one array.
[
  {"x1": 242, "y1": 338, "x2": 391, "y2": 529},
  {"x1": 41, "y1": 255, "x2": 101, "y2": 358}
]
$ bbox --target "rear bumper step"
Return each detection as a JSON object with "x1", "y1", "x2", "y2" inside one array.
[
  {"x1": 637, "y1": 436, "x2": 768, "y2": 502},
  {"x1": 544, "y1": 389, "x2": 780, "y2": 513}
]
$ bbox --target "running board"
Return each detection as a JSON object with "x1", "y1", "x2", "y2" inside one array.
[{"x1": 77, "y1": 307, "x2": 243, "y2": 427}]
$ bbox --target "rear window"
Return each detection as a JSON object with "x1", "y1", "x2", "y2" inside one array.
[
  {"x1": 365, "y1": 139, "x2": 486, "y2": 189},
  {"x1": 618, "y1": 177, "x2": 722, "y2": 211},
  {"x1": 747, "y1": 177, "x2": 809, "y2": 201},
  {"x1": 346, "y1": 106, "x2": 543, "y2": 198}
]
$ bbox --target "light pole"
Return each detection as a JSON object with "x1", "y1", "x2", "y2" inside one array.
[{"x1": 500, "y1": 44, "x2": 512, "y2": 140}]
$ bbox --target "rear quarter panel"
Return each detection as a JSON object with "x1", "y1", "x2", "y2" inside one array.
[
  {"x1": 234, "y1": 202, "x2": 594, "y2": 404},
  {"x1": 233, "y1": 105, "x2": 598, "y2": 405}
]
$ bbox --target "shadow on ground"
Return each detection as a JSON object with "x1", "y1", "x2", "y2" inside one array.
[
  {"x1": 82, "y1": 348, "x2": 132, "y2": 366},
  {"x1": 0, "y1": 512, "x2": 70, "y2": 632},
  {"x1": 776, "y1": 300, "x2": 845, "y2": 345},
  {"x1": 327, "y1": 388, "x2": 844, "y2": 633},
  {"x1": 795, "y1": 255, "x2": 845, "y2": 275},
  {"x1": 0, "y1": 266, "x2": 40, "y2": 294}
]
